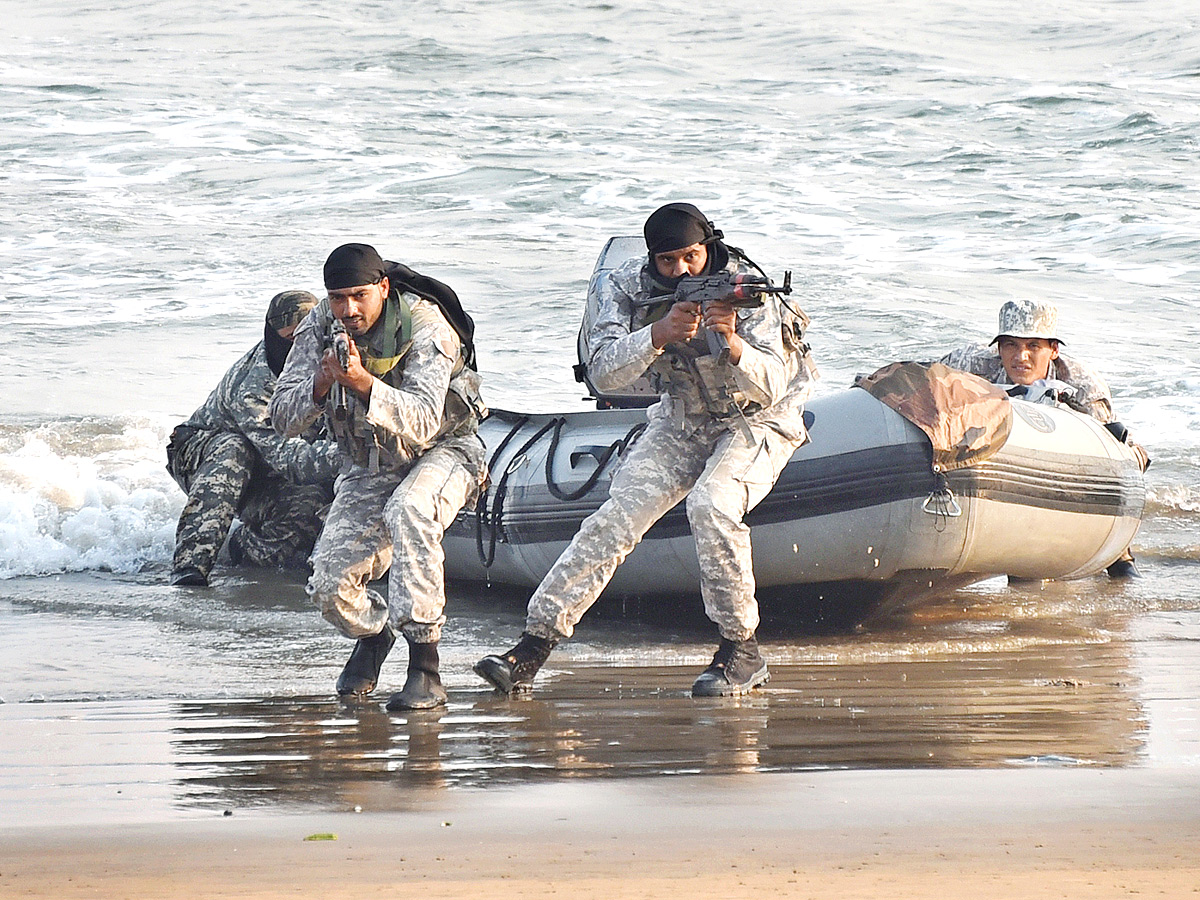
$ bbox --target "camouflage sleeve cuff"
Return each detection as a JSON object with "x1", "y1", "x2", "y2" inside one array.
[{"x1": 728, "y1": 341, "x2": 777, "y2": 407}]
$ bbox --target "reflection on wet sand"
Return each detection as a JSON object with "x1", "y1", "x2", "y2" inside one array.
[{"x1": 167, "y1": 641, "x2": 1142, "y2": 813}]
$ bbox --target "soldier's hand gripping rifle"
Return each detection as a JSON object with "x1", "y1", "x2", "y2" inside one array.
[
  {"x1": 328, "y1": 319, "x2": 351, "y2": 417},
  {"x1": 674, "y1": 270, "x2": 793, "y2": 364}
]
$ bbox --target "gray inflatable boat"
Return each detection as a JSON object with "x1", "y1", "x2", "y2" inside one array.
[{"x1": 442, "y1": 239, "x2": 1144, "y2": 623}]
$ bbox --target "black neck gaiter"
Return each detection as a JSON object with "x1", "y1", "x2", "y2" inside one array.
[{"x1": 263, "y1": 321, "x2": 293, "y2": 376}]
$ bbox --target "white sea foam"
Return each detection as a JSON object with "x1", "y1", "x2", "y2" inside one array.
[{"x1": 0, "y1": 419, "x2": 182, "y2": 578}]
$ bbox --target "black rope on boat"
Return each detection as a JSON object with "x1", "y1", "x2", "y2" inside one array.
[
  {"x1": 474, "y1": 413, "x2": 529, "y2": 569},
  {"x1": 475, "y1": 415, "x2": 556, "y2": 569},
  {"x1": 475, "y1": 415, "x2": 649, "y2": 567},
  {"x1": 544, "y1": 419, "x2": 603, "y2": 501},
  {"x1": 619, "y1": 421, "x2": 647, "y2": 452},
  {"x1": 545, "y1": 419, "x2": 647, "y2": 501}
]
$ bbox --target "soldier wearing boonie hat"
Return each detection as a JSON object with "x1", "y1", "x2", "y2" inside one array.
[
  {"x1": 167, "y1": 289, "x2": 340, "y2": 588},
  {"x1": 940, "y1": 298, "x2": 1099, "y2": 405},
  {"x1": 938, "y1": 298, "x2": 1148, "y2": 577}
]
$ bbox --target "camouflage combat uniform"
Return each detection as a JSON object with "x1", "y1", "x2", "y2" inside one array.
[
  {"x1": 525, "y1": 254, "x2": 816, "y2": 644},
  {"x1": 938, "y1": 343, "x2": 1114, "y2": 423},
  {"x1": 167, "y1": 343, "x2": 340, "y2": 578},
  {"x1": 269, "y1": 296, "x2": 487, "y2": 643}
]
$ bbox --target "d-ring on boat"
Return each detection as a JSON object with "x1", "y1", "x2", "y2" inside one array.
[{"x1": 442, "y1": 237, "x2": 1145, "y2": 626}]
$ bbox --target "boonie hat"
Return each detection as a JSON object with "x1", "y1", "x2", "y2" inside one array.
[
  {"x1": 266, "y1": 290, "x2": 319, "y2": 331},
  {"x1": 990, "y1": 299, "x2": 1063, "y2": 345}
]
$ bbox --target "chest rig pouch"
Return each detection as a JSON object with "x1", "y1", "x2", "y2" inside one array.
[{"x1": 324, "y1": 294, "x2": 476, "y2": 472}]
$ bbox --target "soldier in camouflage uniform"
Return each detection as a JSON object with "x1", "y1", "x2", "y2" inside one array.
[
  {"x1": 167, "y1": 290, "x2": 340, "y2": 587},
  {"x1": 939, "y1": 298, "x2": 1147, "y2": 576},
  {"x1": 269, "y1": 243, "x2": 486, "y2": 711},
  {"x1": 475, "y1": 203, "x2": 817, "y2": 698},
  {"x1": 939, "y1": 299, "x2": 1115, "y2": 422}
]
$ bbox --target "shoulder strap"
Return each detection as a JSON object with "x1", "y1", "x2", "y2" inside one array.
[{"x1": 361, "y1": 294, "x2": 413, "y2": 377}]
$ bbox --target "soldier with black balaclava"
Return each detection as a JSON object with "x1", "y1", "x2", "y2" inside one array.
[{"x1": 167, "y1": 290, "x2": 339, "y2": 588}]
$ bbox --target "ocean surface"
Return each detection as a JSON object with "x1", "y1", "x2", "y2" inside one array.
[{"x1": 1, "y1": 0, "x2": 1198, "y2": 821}]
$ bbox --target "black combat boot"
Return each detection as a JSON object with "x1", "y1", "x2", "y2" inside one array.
[
  {"x1": 1107, "y1": 550, "x2": 1141, "y2": 579},
  {"x1": 691, "y1": 635, "x2": 770, "y2": 697},
  {"x1": 473, "y1": 632, "x2": 556, "y2": 695},
  {"x1": 335, "y1": 625, "x2": 396, "y2": 697},
  {"x1": 169, "y1": 566, "x2": 208, "y2": 587},
  {"x1": 386, "y1": 639, "x2": 447, "y2": 711}
]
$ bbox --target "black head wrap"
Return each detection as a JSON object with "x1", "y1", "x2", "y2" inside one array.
[
  {"x1": 643, "y1": 203, "x2": 724, "y2": 256},
  {"x1": 642, "y1": 203, "x2": 730, "y2": 294},
  {"x1": 323, "y1": 243, "x2": 386, "y2": 290}
]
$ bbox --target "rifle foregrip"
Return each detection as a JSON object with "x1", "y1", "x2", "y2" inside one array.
[{"x1": 706, "y1": 328, "x2": 731, "y2": 365}]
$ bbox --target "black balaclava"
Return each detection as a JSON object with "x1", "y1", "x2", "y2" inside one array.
[
  {"x1": 323, "y1": 243, "x2": 386, "y2": 291},
  {"x1": 642, "y1": 203, "x2": 730, "y2": 293},
  {"x1": 263, "y1": 321, "x2": 294, "y2": 376},
  {"x1": 263, "y1": 289, "x2": 318, "y2": 376}
]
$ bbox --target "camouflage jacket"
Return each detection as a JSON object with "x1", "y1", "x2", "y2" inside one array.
[
  {"x1": 269, "y1": 295, "x2": 486, "y2": 473},
  {"x1": 938, "y1": 343, "x2": 1114, "y2": 423},
  {"x1": 588, "y1": 255, "x2": 814, "y2": 441},
  {"x1": 179, "y1": 342, "x2": 340, "y2": 485}
]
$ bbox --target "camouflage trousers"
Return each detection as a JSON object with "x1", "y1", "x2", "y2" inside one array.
[
  {"x1": 525, "y1": 416, "x2": 802, "y2": 643},
  {"x1": 307, "y1": 434, "x2": 486, "y2": 643},
  {"x1": 168, "y1": 427, "x2": 331, "y2": 578}
]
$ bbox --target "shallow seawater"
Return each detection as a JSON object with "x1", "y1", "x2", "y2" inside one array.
[
  {"x1": 2, "y1": 567, "x2": 1197, "y2": 824},
  {"x1": 1, "y1": 0, "x2": 1199, "y2": 827}
]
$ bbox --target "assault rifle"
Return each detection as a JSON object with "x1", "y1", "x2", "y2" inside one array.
[
  {"x1": 328, "y1": 320, "x2": 351, "y2": 416},
  {"x1": 672, "y1": 270, "x2": 793, "y2": 364}
]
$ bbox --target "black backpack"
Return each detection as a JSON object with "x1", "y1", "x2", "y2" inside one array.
[{"x1": 384, "y1": 261, "x2": 477, "y2": 371}]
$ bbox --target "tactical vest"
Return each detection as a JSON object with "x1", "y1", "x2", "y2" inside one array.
[{"x1": 320, "y1": 293, "x2": 483, "y2": 472}]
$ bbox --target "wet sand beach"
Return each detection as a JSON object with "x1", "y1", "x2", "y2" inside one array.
[
  {"x1": 3, "y1": 568, "x2": 1199, "y2": 898},
  {"x1": 3, "y1": 769, "x2": 1198, "y2": 899}
]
